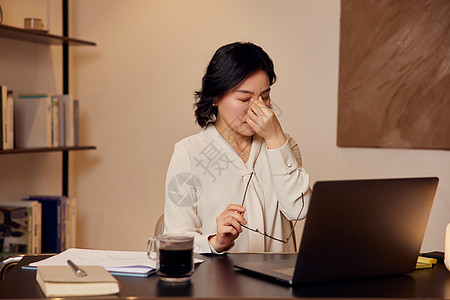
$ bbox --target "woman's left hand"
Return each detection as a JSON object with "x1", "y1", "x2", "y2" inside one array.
[{"x1": 246, "y1": 97, "x2": 287, "y2": 149}]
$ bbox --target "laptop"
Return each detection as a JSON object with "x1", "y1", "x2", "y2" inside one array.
[{"x1": 233, "y1": 177, "x2": 439, "y2": 285}]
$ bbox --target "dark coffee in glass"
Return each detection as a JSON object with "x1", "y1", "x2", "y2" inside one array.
[{"x1": 148, "y1": 235, "x2": 194, "y2": 282}]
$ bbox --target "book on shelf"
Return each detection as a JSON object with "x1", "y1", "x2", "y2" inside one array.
[
  {"x1": 0, "y1": 86, "x2": 14, "y2": 150},
  {"x1": 36, "y1": 265, "x2": 119, "y2": 297},
  {"x1": 0, "y1": 86, "x2": 5, "y2": 149},
  {"x1": 53, "y1": 94, "x2": 79, "y2": 147},
  {"x1": 51, "y1": 96, "x2": 60, "y2": 147},
  {"x1": 14, "y1": 93, "x2": 80, "y2": 149},
  {"x1": 57, "y1": 96, "x2": 65, "y2": 147},
  {"x1": 25, "y1": 195, "x2": 77, "y2": 253},
  {"x1": 7, "y1": 90, "x2": 14, "y2": 149},
  {"x1": 15, "y1": 94, "x2": 53, "y2": 148},
  {"x1": 73, "y1": 99, "x2": 79, "y2": 146},
  {"x1": 65, "y1": 197, "x2": 77, "y2": 249},
  {"x1": 0, "y1": 200, "x2": 41, "y2": 259}
]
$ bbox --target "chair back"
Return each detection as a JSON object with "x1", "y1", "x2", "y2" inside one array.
[
  {"x1": 154, "y1": 214, "x2": 164, "y2": 236},
  {"x1": 0, "y1": 254, "x2": 24, "y2": 280}
]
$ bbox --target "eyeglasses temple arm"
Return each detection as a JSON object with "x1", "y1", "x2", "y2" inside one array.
[
  {"x1": 241, "y1": 224, "x2": 288, "y2": 244},
  {"x1": 241, "y1": 172, "x2": 254, "y2": 206},
  {"x1": 283, "y1": 192, "x2": 305, "y2": 244}
]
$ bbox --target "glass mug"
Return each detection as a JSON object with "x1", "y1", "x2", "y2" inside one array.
[{"x1": 147, "y1": 234, "x2": 194, "y2": 282}]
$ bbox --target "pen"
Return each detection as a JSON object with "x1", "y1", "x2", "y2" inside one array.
[{"x1": 67, "y1": 259, "x2": 87, "y2": 277}]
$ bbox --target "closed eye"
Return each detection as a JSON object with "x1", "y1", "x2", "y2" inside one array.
[{"x1": 260, "y1": 89, "x2": 271, "y2": 101}]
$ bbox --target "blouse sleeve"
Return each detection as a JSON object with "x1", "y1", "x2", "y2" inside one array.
[
  {"x1": 163, "y1": 141, "x2": 213, "y2": 253},
  {"x1": 266, "y1": 134, "x2": 311, "y2": 220}
]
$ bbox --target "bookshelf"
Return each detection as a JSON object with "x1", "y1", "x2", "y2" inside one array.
[
  {"x1": 0, "y1": 24, "x2": 96, "y2": 46},
  {"x1": 0, "y1": 146, "x2": 96, "y2": 155},
  {"x1": 0, "y1": 0, "x2": 96, "y2": 197}
]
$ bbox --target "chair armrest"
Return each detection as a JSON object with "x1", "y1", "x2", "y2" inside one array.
[{"x1": 0, "y1": 254, "x2": 24, "y2": 280}]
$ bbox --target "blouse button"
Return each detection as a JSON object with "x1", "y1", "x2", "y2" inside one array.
[
  {"x1": 287, "y1": 162, "x2": 292, "y2": 168},
  {"x1": 195, "y1": 246, "x2": 200, "y2": 252}
]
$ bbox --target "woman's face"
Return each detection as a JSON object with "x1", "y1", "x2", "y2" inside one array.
[{"x1": 215, "y1": 70, "x2": 271, "y2": 137}]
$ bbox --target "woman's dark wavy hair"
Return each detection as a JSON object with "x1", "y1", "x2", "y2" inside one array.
[{"x1": 194, "y1": 42, "x2": 277, "y2": 128}]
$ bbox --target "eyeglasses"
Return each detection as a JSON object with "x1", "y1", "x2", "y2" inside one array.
[{"x1": 240, "y1": 172, "x2": 305, "y2": 244}]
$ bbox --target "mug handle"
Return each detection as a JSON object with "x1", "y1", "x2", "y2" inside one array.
[{"x1": 147, "y1": 237, "x2": 157, "y2": 260}]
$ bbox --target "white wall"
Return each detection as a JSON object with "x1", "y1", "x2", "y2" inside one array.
[{"x1": 1, "y1": 0, "x2": 448, "y2": 253}]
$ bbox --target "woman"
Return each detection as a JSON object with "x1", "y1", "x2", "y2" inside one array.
[{"x1": 164, "y1": 42, "x2": 311, "y2": 253}]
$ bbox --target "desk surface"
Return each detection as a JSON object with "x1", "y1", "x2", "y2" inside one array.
[{"x1": 0, "y1": 253, "x2": 449, "y2": 299}]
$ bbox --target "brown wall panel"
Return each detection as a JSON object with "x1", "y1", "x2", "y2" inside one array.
[{"x1": 337, "y1": 0, "x2": 450, "y2": 150}]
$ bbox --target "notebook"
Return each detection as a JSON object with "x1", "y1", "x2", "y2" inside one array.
[
  {"x1": 36, "y1": 265, "x2": 119, "y2": 297},
  {"x1": 233, "y1": 177, "x2": 439, "y2": 285}
]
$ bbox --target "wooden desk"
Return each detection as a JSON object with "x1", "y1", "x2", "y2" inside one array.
[{"x1": 0, "y1": 253, "x2": 449, "y2": 299}]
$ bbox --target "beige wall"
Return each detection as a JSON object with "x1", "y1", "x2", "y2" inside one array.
[
  {"x1": 1, "y1": 0, "x2": 448, "y2": 253},
  {"x1": 0, "y1": 0, "x2": 63, "y2": 200}
]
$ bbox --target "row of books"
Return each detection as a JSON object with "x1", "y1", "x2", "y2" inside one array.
[
  {"x1": 0, "y1": 196, "x2": 77, "y2": 259},
  {"x1": 0, "y1": 200, "x2": 41, "y2": 257},
  {"x1": 0, "y1": 86, "x2": 14, "y2": 149},
  {"x1": 0, "y1": 85, "x2": 80, "y2": 150}
]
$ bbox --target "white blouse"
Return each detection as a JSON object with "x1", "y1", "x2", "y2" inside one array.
[{"x1": 164, "y1": 124, "x2": 311, "y2": 253}]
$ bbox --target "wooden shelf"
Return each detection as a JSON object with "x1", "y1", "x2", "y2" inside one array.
[
  {"x1": 0, "y1": 24, "x2": 96, "y2": 46},
  {"x1": 0, "y1": 146, "x2": 96, "y2": 155},
  {"x1": 1, "y1": 1, "x2": 97, "y2": 197}
]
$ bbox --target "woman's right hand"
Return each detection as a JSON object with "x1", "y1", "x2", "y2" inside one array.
[{"x1": 208, "y1": 204, "x2": 247, "y2": 253}]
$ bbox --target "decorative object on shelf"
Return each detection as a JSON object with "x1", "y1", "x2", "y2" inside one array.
[{"x1": 24, "y1": 17, "x2": 47, "y2": 33}]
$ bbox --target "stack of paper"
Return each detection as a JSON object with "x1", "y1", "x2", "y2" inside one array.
[
  {"x1": 416, "y1": 256, "x2": 437, "y2": 269},
  {"x1": 30, "y1": 248, "x2": 157, "y2": 277},
  {"x1": 29, "y1": 248, "x2": 203, "y2": 277}
]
